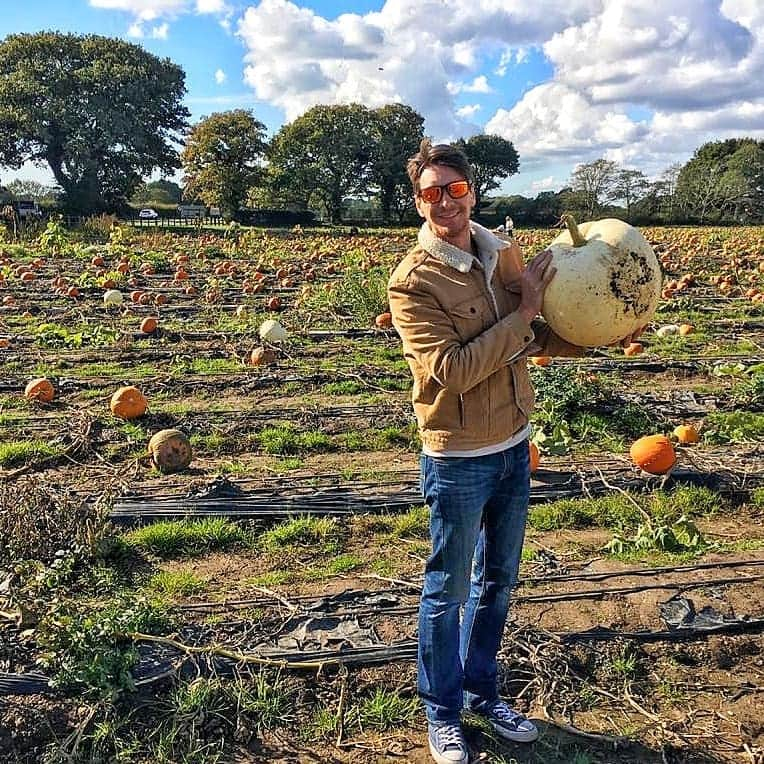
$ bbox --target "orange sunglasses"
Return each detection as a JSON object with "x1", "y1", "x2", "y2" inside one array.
[{"x1": 418, "y1": 180, "x2": 471, "y2": 204}]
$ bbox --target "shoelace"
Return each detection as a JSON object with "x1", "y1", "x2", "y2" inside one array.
[
  {"x1": 434, "y1": 724, "x2": 465, "y2": 750},
  {"x1": 488, "y1": 701, "x2": 524, "y2": 726}
]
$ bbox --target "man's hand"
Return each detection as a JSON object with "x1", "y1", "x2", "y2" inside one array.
[
  {"x1": 609, "y1": 325, "x2": 647, "y2": 348},
  {"x1": 518, "y1": 249, "x2": 556, "y2": 324}
]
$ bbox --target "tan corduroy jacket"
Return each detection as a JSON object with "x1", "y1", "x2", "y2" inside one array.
[{"x1": 388, "y1": 222, "x2": 584, "y2": 454}]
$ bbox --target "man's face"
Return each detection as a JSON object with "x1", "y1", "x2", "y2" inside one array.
[{"x1": 415, "y1": 164, "x2": 475, "y2": 245}]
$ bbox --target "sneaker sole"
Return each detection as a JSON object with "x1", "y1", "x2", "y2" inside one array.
[
  {"x1": 428, "y1": 738, "x2": 469, "y2": 764},
  {"x1": 489, "y1": 720, "x2": 539, "y2": 743}
]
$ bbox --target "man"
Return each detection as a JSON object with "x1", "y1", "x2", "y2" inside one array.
[{"x1": 388, "y1": 139, "x2": 637, "y2": 764}]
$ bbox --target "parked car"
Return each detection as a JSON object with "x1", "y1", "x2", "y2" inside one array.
[
  {"x1": 14, "y1": 200, "x2": 42, "y2": 219},
  {"x1": 138, "y1": 208, "x2": 159, "y2": 219}
]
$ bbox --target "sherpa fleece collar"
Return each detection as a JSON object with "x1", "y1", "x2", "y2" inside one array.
[{"x1": 418, "y1": 220, "x2": 506, "y2": 275}]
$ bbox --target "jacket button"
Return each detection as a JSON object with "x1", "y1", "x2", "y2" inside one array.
[
  {"x1": 470, "y1": 307, "x2": 476, "y2": 313},
  {"x1": 523, "y1": 336, "x2": 530, "y2": 342}
]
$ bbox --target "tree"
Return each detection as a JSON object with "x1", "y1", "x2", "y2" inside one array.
[
  {"x1": 611, "y1": 168, "x2": 649, "y2": 222},
  {"x1": 6, "y1": 179, "x2": 61, "y2": 205},
  {"x1": 455, "y1": 134, "x2": 519, "y2": 211},
  {"x1": 0, "y1": 32, "x2": 189, "y2": 213},
  {"x1": 368, "y1": 104, "x2": 424, "y2": 223},
  {"x1": 267, "y1": 104, "x2": 373, "y2": 223},
  {"x1": 181, "y1": 110, "x2": 267, "y2": 219},
  {"x1": 131, "y1": 179, "x2": 182, "y2": 206},
  {"x1": 570, "y1": 159, "x2": 619, "y2": 218},
  {"x1": 677, "y1": 138, "x2": 764, "y2": 224}
]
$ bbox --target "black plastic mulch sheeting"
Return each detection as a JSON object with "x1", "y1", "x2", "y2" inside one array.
[{"x1": 4, "y1": 616, "x2": 763, "y2": 697}]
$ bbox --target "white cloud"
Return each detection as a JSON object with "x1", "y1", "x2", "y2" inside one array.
[
  {"x1": 127, "y1": 22, "x2": 143, "y2": 37},
  {"x1": 215, "y1": 68, "x2": 227, "y2": 84},
  {"x1": 151, "y1": 23, "x2": 169, "y2": 39},
  {"x1": 456, "y1": 104, "x2": 481, "y2": 118},
  {"x1": 89, "y1": 0, "x2": 186, "y2": 22},
  {"x1": 463, "y1": 76, "x2": 492, "y2": 94},
  {"x1": 528, "y1": 176, "x2": 560, "y2": 192}
]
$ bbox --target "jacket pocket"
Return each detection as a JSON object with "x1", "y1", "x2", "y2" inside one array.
[
  {"x1": 449, "y1": 295, "x2": 487, "y2": 343},
  {"x1": 510, "y1": 360, "x2": 535, "y2": 416}
]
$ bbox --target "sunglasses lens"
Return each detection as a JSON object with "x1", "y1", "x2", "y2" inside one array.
[
  {"x1": 448, "y1": 181, "x2": 470, "y2": 199},
  {"x1": 420, "y1": 186, "x2": 442, "y2": 204}
]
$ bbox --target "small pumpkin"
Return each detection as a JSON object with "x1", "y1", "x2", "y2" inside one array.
[
  {"x1": 148, "y1": 429, "x2": 192, "y2": 474},
  {"x1": 679, "y1": 323, "x2": 695, "y2": 336},
  {"x1": 655, "y1": 324, "x2": 680, "y2": 338},
  {"x1": 110, "y1": 385, "x2": 148, "y2": 420},
  {"x1": 529, "y1": 441, "x2": 540, "y2": 473},
  {"x1": 623, "y1": 342, "x2": 643, "y2": 356},
  {"x1": 375, "y1": 311, "x2": 393, "y2": 329},
  {"x1": 629, "y1": 434, "x2": 676, "y2": 474},
  {"x1": 530, "y1": 356, "x2": 552, "y2": 367},
  {"x1": 24, "y1": 377, "x2": 55, "y2": 403},
  {"x1": 249, "y1": 346, "x2": 277, "y2": 366},
  {"x1": 103, "y1": 289, "x2": 124, "y2": 307},
  {"x1": 140, "y1": 317, "x2": 158, "y2": 334},
  {"x1": 673, "y1": 424, "x2": 700, "y2": 444},
  {"x1": 259, "y1": 319, "x2": 288, "y2": 343}
]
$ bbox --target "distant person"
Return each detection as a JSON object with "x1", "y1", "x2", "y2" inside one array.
[{"x1": 505, "y1": 214, "x2": 514, "y2": 238}]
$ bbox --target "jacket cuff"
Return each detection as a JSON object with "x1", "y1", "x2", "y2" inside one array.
[{"x1": 501, "y1": 311, "x2": 535, "y2": 363}]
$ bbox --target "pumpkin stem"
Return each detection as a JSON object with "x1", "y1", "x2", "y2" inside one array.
[{"x1": 560, "y1": 213, "x2": 587, "y2": 247}]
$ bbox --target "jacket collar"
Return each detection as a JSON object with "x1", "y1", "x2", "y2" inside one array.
[{"x1": 418, "y1": 220, "x2": 506, "y2": 275}]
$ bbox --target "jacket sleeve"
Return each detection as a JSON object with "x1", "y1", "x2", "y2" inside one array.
[
  {"x1": 527, "y1": 320, "x2": 587, "y2": 357},
  {"x1": 388, "y1": 272, "x2": 535, "y2": 394}
]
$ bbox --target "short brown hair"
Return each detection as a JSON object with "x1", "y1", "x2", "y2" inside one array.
[{"x1": 407, "y1": 138, "x2": 473, "y2": 192}]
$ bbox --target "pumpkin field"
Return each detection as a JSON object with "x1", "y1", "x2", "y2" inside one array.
[{"x1": 1, "y1": 218, "x2": 763, "y2": 764}]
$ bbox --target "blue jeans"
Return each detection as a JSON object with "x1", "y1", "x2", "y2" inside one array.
[{"x1": 417, "y1": 440, "x2": 530, "y2": 723}]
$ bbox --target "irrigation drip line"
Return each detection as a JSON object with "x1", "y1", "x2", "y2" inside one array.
[
  {"x1": 109, "y1": 465, "x2": 764, "y2": 522},
  {"x1": 173, "y1": 572, "x2": 764, "y2": 621}
]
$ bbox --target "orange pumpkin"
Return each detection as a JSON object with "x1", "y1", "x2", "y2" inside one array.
[
  {"x1": 375, "y1": 311, "x2": 393, "y2": 329},
  {"x1": 623, "y1": 342, "x2": 644, "y2": 357},
  {"x1": 529, "y1": 441, "x2": 540, "y2": 473},
  {"x1": 148, "y1": 429, "x2": 193, "y2": 474},
  {"x1": 266, "y1": 296, "x2": 281, "y2": 311},
  {"x1": 24, "y1": 377, "x2": 55, "y2": 403},
  {"x1": 678, "y1": 324, "x2": 694, "y2": 336},
  {"x1": 530, "y1": 356, "x2": 552, "y2": 367},
  {"x1": 110, "y1": 385, "x2": 148, "y2": 420},
  {"x1": 140, "y1": 317, "x2": 158, "y2": 334},
  {"x1": 629, "y1": 435, "x2": 676, "y2": 474},
  {"x1": 673, "y1": 424, "x2": 700, "y2": 444},
  {"x1": 249, "y1": 346, "x2": 277, "y2": 366}
]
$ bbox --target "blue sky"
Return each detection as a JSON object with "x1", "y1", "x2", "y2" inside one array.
[{"x1": 2, "y1": 1, "x2": 764, "y2": 198}]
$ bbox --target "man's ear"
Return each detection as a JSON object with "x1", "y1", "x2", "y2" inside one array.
[{"x1": 414, "y1": 196, "x2": 425, "y2": 219}]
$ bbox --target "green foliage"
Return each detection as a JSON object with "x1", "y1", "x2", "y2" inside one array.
[
  {"x1": 256, "y1": 423, "x2": 332, "y2": 455},
  {"x1": 605, "y1": 514, "x2": 712, "y2": 557},
  {"x1": 37, "y1": 595, "x2": 172, "y2": 697},
  {"x1": 0, "y1": 31, "x2": 189, "y2": 213},
  {"x1": 37, "y1": 215, "x2": 70, "y2": 254},
  {"x1": 259, "y1": 516, "x2": 341, "y2": 552},
  {"x1": 752, "y1": 487, "x2": 764, "y2": 509},
  {"x1": 124, "y1": 518, "x2": 248, "y2": 558},
  {"x1": 147, "y1": 570, "x2": 206, "y2": 597},
  {"x1": 181, "y1": 110, "x2": 268, "y2": 218},
  {"x1": 35, "y1": 321, "x2": 119, "y2": 349},
  {"x1": 455, "y1": 134, "x2": 519, "y2": 210},
  {"x1": 0, "y1": 439, "x2": 59, "y2": 467},
  {"x1": 354, "y1": 687, "x2": 419, "y2": 730},
  {"x1": 702, "y1": 411, "x2": 764, "y2": 443},
  {"x1": 300, "y1": 265, "x2": 389, "y2": 325}
]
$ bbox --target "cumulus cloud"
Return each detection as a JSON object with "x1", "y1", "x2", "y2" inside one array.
[
  {"x1": 151, "y1": 23, "x2": 169, "y2": 39},
  {"x1": 457, "y1": 104, "x2": 481, "y2": 118},
  {"x1": 236, "y1": 0, "x2": 600, "y2": 135},
  {"x1": 215, "y1": 69, "x2": 227, "y2": 84},
  {"x1": 90, "y1": 0, "x2": 231, "y2": 30}
]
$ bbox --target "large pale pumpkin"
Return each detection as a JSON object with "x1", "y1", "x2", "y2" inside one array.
[
  {"x1": 148, "y1": 429, "x2": 193, "y2": 474},
  {"x1": 542, "y1": 216, "x2": 661, "y2": 347},
  {"x1": 110, "y1": 385, "x2": 148, "y2": 420}
]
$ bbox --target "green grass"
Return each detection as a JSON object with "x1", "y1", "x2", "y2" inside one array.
[
  {"x1": 0, "y1": 439, "x2": 60, "y2": 467},
  {"x1": 258, "y1": 516, "x2": 342, "y2": 552},
  {"x1": 354, "y1": 687, "x2": 419, "y2": 730},
  {"x1": 124, "y1": 518, "x2": 249, "y2": 558},
  {"x1": 528, "y1": 486, "x2": 721, "y2": 532},
  {"x1": 147, "y1": 570, "x2": 207, "y2": 597},
  {"x1": 303, "y1": 553, "x2": 363, "y2": 581},
  {"x1": 256, "y1": 423, "x2": 332, "y2": 455},
  {"x1": 362, "y1": 505, "x2": 430, "y2": 539},
  {"x1": 703, "y1": 411, "x2": 764, "y2": 443}
]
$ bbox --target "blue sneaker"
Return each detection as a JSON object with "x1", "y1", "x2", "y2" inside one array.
[
  {"x1": 474, "y1": 699, "x2": 538, "y2": 743},
  {"x1": 428, "y1": 721, "x2": 469, "y2": 764}
]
